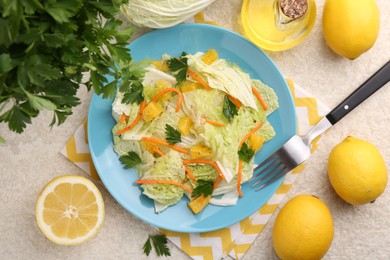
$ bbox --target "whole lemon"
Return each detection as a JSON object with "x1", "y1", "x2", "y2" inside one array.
[
  {"x1": 322, "y1": 0, "x2": 380, "y2": 59},
  {"x1": 272, "y1": 195, "x2": 334, "y2": 260},
  {"x1": 328, "y1": 136, "x2": 388, "y2": 205}
]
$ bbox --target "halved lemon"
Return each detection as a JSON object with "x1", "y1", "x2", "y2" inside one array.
[{"x1": 36, "y1": 175, "x2": 105, "y2": 245}]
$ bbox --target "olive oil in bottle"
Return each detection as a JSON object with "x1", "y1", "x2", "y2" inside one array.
[{"x1": 241, "y1": 0, "x2": 317, "y2": 51}]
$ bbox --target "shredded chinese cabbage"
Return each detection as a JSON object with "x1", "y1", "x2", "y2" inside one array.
[{"x1": 112, "y1": 51, "x2": 279, "y2": 213}]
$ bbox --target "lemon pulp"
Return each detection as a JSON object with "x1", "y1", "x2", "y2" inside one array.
[{"x1": 36, "y1": 175, "x2": 105, "y2": 245}]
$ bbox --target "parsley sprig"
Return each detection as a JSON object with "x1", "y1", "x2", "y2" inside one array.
[
  {"x1": 119, "y1": 59, "x2": 150, "y2": 105},
  {"x1": 0, "y1": 0, "x2": 135, "y2": 134},
  {"x1": 192, "y1": 180, "x2": 214, "y2": 199},
  {"x1": 119, "y1": 151, "x2": 142, "y2": 169},
  {"x1": 166, "y1": 52, "x2": 189, "y2": 82},
  {"x1": 143, "y1": 234, "x2": 171, "y2": 257},
  {"x1": 223, "y1": 96, "x2": 239, "y2": 122},
  {"x1": 120, "y1": 78, "x2": 144, "y2": 105},
  {"x1": 238, "y1": 143, "x2": 255, "y2": 163},
  {"x1": 165, "y1": 124, "x2": 182, "y2": 145}
]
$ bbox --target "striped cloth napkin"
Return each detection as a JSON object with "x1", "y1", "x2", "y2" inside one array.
[{"x1": 61, "y1": 78, "x2": 329, "y2": 259}]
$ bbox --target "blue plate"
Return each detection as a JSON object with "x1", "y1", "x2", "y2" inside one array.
[{"x1": 88, "y1": 24, "x2": 297, "y2": 233}]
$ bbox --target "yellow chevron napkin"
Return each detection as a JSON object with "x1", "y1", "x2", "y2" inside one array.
[{"x1": 60, "y1": 79, "x2": 329, "y2": 259}]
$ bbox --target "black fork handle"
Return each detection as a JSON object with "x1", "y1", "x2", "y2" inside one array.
[{"x1": 326, "y1": 60, "x2": 390, "y2": 125}]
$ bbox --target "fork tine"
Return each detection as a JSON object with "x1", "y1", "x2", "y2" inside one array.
[
  {"x1": 251, "y1": 162, "x2": 285, "y2": 187},
  {"x1": 250, "y1": 158, "x2": 282, "y2": 183},
  {"x1": 250, "y1": 133, "x2": 313, "y2": 191},
  {"x1": 254, "y1": 152, "x2": 279, "y2": 171},
  {"x1": 254, "y1": 166, "x2": 290, "y2": 191},
  {"x1": 251, "y1": 153, "x2": 280, "y2": 179}
]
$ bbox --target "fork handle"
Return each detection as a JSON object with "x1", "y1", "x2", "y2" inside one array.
[{"x1": 326, "y1": 60, "x2": 390, "y2": 125}]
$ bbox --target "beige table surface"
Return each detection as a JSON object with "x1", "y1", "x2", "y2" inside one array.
[{"x1": 1, "y1": 0, "x2": 390, "y2": 259}]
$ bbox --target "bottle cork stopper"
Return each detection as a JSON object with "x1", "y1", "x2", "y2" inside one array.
[{"x1": 280, "y1": 0, "x2": 308, "y2": 19}]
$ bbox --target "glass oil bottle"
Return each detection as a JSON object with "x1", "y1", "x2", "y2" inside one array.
[{"x1": 241, "y1": 0, "x2": 317, "y2": 51}]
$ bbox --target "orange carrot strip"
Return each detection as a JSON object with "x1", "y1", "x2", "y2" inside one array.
[
  {"x1": 201, "y1": 115, "x2": 225, "y2": 127},
  {"x1": 238, "y1": 122, "x2": 265, "y2": 149},
  {"x1": 187, "y1": 68, "x2": 211, "y2": 90},
  {"x1": 227, "y1": 94, "x2": 242, "y2": 109},
  {"x1": 213, "y1": 175, "x2": 222, "y2": 190},
  {"x1": 150, "y1": 88, "x2": 183, "y2": 112},
  {"x1": 152, "y1": 147, "x2": 164, "y2": 157},
  {"x1": 184, "y1": 166, "x2": 197, "y2": 182},
  {"x1": 182, "y1": 159, "x2": 225, "y2": 179},
  {"x1": 251, "y1": 86, "x2": 268, "y2": 110},
  {"x1": 237, "y1": 160, "x2": 243, "y2": 197},
  {"x1": 141, "y1": 137, "x2": 189, "y2": 155},
  {"x1": 136, "y1": 179, "x2": 193, "y2": 193},
  {"x1": 116, "y1": 100, "x2": 146, "y2": 135},
  {"x1": 119, "y1": 113, "x2": 128, "y2": 124}
]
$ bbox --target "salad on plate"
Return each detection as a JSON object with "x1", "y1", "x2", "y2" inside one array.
[{"x1": 111, "y1": 50, "x2": 279, "y2": 214}]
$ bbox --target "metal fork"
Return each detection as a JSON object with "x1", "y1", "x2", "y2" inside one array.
[{"x1": 251, "y1": 60, "x2": 390, "y2": 191}]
